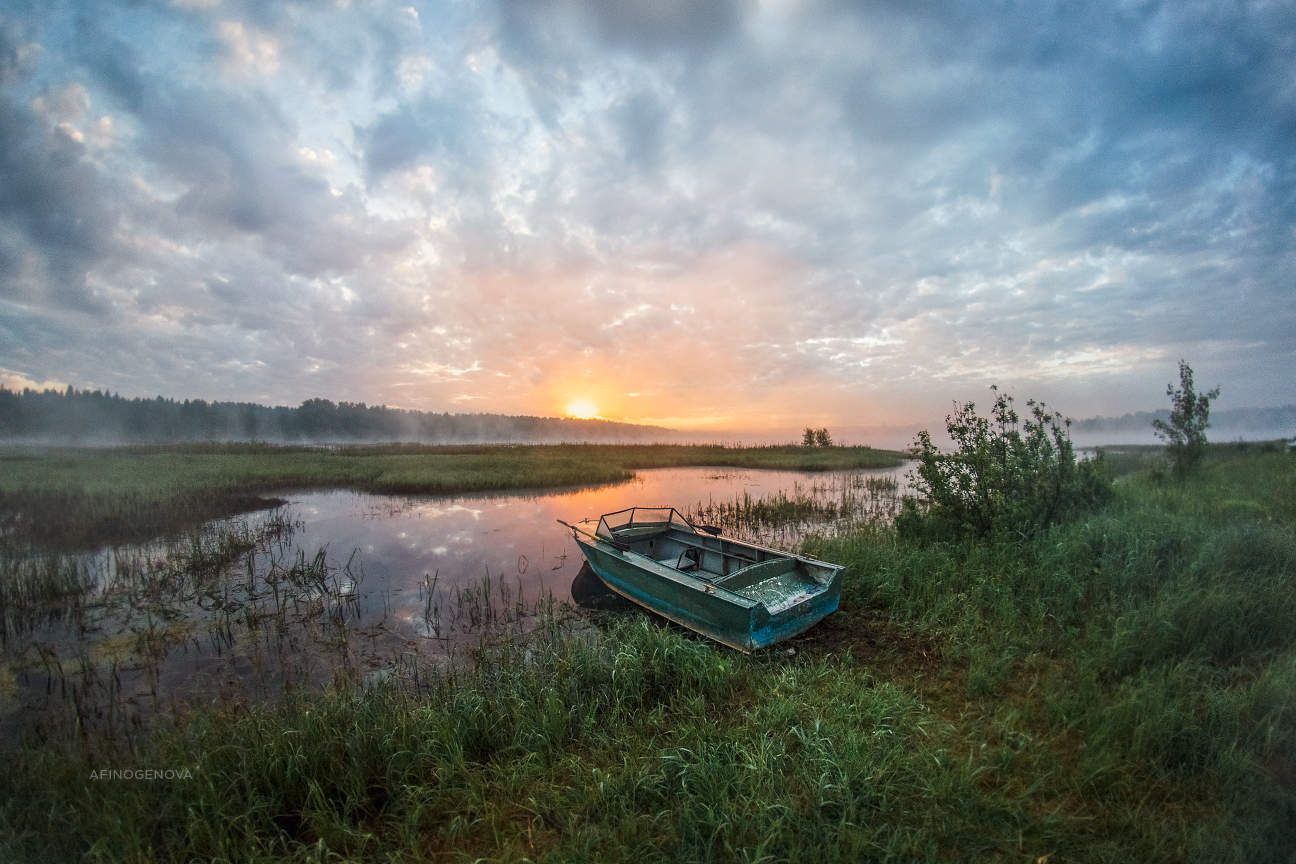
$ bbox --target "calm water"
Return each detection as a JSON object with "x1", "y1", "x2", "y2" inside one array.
[{"x1": 3, "y1": 464, "x2": 910, "y2": 739}]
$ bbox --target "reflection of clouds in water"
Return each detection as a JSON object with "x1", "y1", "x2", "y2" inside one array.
[
  {"x1": 407, "y1": 503, "x2": 484, "y2": 521},
  {"x1": 276, "y1": 465, "x2": 908, "y2": 616},
  {"x1": 8, "y1": 466, "x2": 911, "y2": 735}
]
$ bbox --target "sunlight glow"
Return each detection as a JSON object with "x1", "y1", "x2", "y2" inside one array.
[{"x1": 565, "y1": 398, "x2": 598, "y2": 419}]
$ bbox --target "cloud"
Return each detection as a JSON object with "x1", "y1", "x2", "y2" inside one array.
[
  {"x1": 216, "y1": 19, "x2": 280, "y2": 77},
  {"x1": 361, "y1": 95, "x2": 476, "y2": 179},
  {"x1": 0, "y1": 91, "x2": 116, "y2": 311},
  {"x1": 0, "y1": 366, "x2": 67, "y2": 393}
]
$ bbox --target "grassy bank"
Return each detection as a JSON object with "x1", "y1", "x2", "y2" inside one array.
[
  {"x1": 0, "y1": 443, "x2": 905, "y2": 550},
  {"x1": 0, "y1": 446, "x2": 1290, "y2": 861}
]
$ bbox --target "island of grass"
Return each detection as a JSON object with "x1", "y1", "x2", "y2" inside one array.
[{"x1": 0, "y1": 442, "x2": 907, "y2": 549}]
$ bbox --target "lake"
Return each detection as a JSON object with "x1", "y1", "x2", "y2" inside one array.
[{"x1": 2, "y1": 464, "x2": 910, "y2": 740}]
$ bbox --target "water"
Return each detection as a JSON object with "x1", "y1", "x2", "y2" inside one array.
[{"x1": 1, "y1": 464, "x2": 910, "y2": 740}]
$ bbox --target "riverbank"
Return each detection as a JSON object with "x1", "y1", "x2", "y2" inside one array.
[
  {"x1": 1, "y1": 444, "x2": 1290, "y2": 861},
  {"x1": 0, "y1": 442, "x2": 905, "y2": 550}
]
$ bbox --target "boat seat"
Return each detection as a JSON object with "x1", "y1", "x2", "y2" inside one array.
[{"x1": 714, "y1": 557, "x2": 796, "y2": 590}]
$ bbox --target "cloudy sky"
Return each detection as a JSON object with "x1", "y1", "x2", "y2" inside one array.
[{"x1": 1, "y1": 0, "x2": 1292, "y2": 434}]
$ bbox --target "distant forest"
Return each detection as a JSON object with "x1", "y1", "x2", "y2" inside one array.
[{"x1": 0, "y1": 387, "x2": 674, "y2": 444}]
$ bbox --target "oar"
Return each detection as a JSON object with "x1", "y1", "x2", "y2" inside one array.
[
  {"x1": 556, "y1": 519, "x2": 631, "y2": 550},
  {"x1": 555, "y1": 518, "x2": 595, "y2": 539}
]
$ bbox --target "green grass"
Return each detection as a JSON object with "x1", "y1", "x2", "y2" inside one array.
[
  {"x1": 0, "y1": 443, "x2": 905, "y2": 550},
  {"x1": 0, "y1": 446, "x2": 1291, "y2": 861}
]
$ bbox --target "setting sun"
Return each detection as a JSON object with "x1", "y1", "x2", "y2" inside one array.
[{"x1": 564, "y1": 398, "x2": 598, "y2": 420}]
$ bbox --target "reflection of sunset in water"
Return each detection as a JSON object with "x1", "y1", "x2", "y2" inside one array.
[{"x1": 5, "y1": 465, "x2": 910, "y2": 736}]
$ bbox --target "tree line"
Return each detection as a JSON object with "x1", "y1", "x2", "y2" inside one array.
[{"x1": 0, "y1": 387, "x2": 671, "y2": 444}]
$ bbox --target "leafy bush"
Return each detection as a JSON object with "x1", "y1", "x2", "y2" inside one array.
[{"x1": 898, "y1": 387, "x2": 1110, "y2": 540}]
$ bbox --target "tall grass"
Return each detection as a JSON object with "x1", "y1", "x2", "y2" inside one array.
[{"x1": 685, "y1": 473, "x2": 902, "y2": 546}]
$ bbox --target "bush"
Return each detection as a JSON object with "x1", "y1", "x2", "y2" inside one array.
[{"x1": 898, "y1": 387, "x2": 1110, "y2": 540}]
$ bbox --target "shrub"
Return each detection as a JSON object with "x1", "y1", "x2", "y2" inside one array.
[{"x1": 898, "y1": 387, "x2": 1110, "y2": 540}]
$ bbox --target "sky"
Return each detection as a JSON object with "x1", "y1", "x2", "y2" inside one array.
[{"x1": 0, "y1": 0, "x2": 1293, "y2": 436}]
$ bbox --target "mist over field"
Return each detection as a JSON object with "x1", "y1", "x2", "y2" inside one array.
[{"x1": 3, "y1": 384, "x2": 1290, "y2": 450}]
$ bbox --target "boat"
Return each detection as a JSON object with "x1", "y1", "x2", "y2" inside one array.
[{"x1": 558, "y1": 507, "x2": 843, "y2": 652}]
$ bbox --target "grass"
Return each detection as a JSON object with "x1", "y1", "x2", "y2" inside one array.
[
  {"x1": 0, "y1": 443, "x2": 905, "y2": 550},
  {"x1": 0, "y1": 444, "x2": 1291, "y2": 861}
]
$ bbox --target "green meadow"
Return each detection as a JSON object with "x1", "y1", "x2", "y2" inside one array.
[{"x1": 0, "y1": 443, "x2": 1292, "y2": 862}]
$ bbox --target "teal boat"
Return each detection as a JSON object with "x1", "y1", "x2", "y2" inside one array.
[{"x1": 559, "y1": 507, "x2": 843, "y2": 652}]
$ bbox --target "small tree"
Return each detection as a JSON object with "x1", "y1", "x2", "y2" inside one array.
[
  {"x1": 802, "y1": 427, "x2": 816, "y2": 447},
  {"x1": 814, "y1": 427, "x2": 833, "y2": 447},
  {"x1": 1152, "y1": 359, "x2": 1220, "y2": 475}
]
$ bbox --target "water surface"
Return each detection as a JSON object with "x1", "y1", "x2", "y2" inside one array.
[{"x1": 3, "y1": 464, "x2": 909, "y2": 739}]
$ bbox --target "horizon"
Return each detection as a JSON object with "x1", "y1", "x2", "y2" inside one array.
[
  {"x1": 4, "y1": 382, "x2": 1292, "y2": 451},
  {"x1": 2, "y1": 2, "x2": 1293, "y2": 429}
]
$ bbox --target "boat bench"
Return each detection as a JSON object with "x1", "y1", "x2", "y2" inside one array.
[
  {"x1": 654, "y1": 550, "x2": 700, "y2": 572},
  {"x1": 670, "y1": 535, "x2": 759, "y2": 571},
  {"x1": 650, "y1": 538, "x2": 793, "y2": 587},
  {"x1": 713, "y1": 558, "x2": 794, "y2": 590}
]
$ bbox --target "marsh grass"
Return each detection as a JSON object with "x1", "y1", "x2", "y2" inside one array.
[
  {"x1": 685, "y1": 472, "x2": 902, "y2": 546},
  {"x1": 2, "y1": 504, "x2": 569, "y2": 749},
  {"x1": 0, "y1": 445, "x2": 1291, "y2": 862},
  {"x1": 0, "y1": 553, "x2": 95, "y2": 646}
]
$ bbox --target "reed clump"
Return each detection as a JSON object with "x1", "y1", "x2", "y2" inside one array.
[{"x1": 685, "y1": 473, "x2": 902, "y2": 545}]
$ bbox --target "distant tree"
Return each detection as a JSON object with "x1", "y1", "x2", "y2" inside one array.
[
  {"x1": 814, "y1": 427, "x2": 833, "y2": 447},
  {"x1": 802, "y1": 427, "x2": 816, "y2": 447},
  {"x1": 1152, "y1": 359, "x2": 1220, "y2": 475}
]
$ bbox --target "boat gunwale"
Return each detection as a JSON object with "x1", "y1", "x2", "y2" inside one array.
[{"x1": 599, "y1": 509, "x2": 846, "y2": 574}]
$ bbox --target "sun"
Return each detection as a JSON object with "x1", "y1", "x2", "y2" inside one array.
[{"x1": 565, "y1": 398, "x2": 598, "y2": 419}]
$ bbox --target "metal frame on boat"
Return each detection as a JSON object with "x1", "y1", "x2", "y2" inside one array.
[{"x1": 559, "y1": 507, "x2": 843, "y2": 652}]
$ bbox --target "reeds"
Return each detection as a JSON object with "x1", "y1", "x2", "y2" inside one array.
[{"x1": 685, "y1": 472, "x2": 902, "y2": 547}]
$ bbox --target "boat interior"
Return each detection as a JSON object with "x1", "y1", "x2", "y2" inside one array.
[{"x1": 594, "y1": 507, "x2": 831, "y2": 591}]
